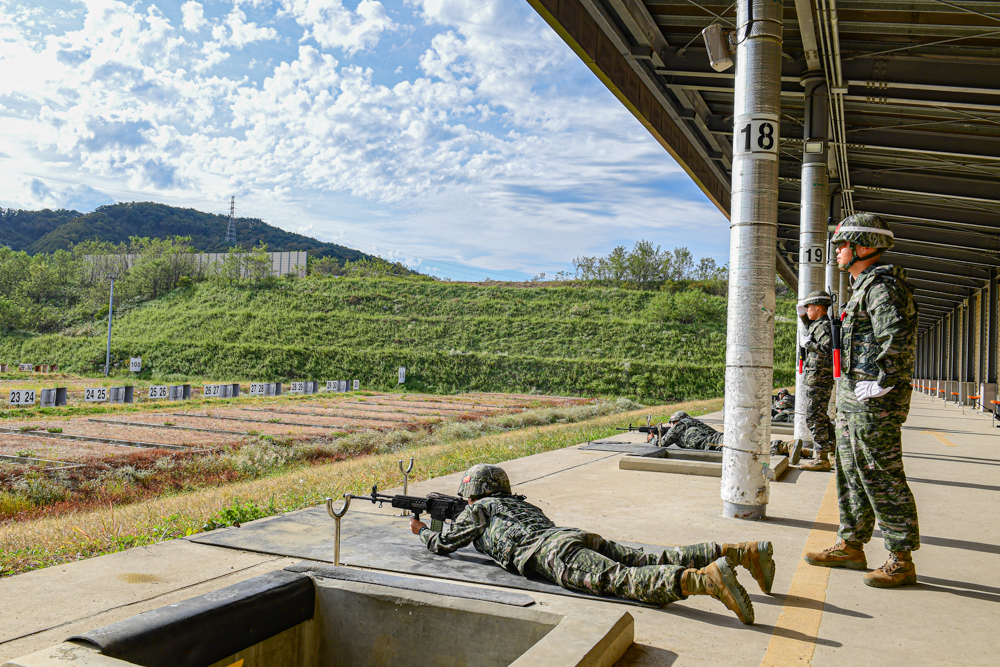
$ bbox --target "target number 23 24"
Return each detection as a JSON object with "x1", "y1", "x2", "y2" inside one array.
[{"x1": 735, "y1": 115, "x2": 779, "y2": 160}]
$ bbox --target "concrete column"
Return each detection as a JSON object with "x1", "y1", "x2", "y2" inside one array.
[
  {"x1": 826, "y1": 191, "x2": 842, "y2": 308},
  {"x1": 793, "y1": 72, "x2": 829, "y2": 447},
  {"x1": 989, "y1": 271, "x2": 998, "y2": 385},
  {"x1": 965, "y1": 298, "x2": 976, "y2": 404},
  {"x1": 721, "y1": 0, "x2": 783, "y2": 521}
]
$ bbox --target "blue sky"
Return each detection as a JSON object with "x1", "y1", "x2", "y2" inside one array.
[{"x1": 0, "y1": 0, "x2": 730, "y2": 280}]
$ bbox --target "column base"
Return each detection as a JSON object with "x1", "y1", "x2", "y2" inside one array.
[{"x1": 723, "y1": 502, "x2": 767, "y2": 520}]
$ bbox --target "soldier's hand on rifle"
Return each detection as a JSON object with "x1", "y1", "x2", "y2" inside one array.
[{"x1": 410, "y1": 516, "x2": 428, "y2": 534}]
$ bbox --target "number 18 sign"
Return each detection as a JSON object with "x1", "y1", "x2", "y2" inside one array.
[{"x1": 734, "y1": 113, "x2": 779, "y2": 161}]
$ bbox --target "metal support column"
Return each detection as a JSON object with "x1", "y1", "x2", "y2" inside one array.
[
  {"x1": 989, "y1": 271, "x2": 999, "y2": 385},
  {"x1": 966, "y1": 297, "x2": 975, "y2": 396},
  {"x1": 826, "y1": 191, "x2": 842, "y2": 310},
  {"x1": 794, "y1": 72, "x2": 829, "y2": 447},
  {"x1": 722, "y1": 0, "x2": 783, "y2": 521}
]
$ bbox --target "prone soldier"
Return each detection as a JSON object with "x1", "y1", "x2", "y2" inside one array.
[
  {"x1": 803, "y1": 213, "x2": 920, "y2": 588},
  {"x1": 659, "y1": 411, "x2": 725, "y2": 450},
  {"x1": 771, "y1": 388, "x2": 795, "y2": 422},
  {"x1": 412, "y1": 464, "x2": 775, "y2": 623}
]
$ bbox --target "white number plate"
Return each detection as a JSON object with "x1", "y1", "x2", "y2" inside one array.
[
  {"x1": 148, "y1": 385, "x2": 169, "y2": 399},
  {"x1": 250, "y1": 383, "x2": 267, "y2": 396},
  {"x1": 734, "y1": 114, "x2": 779, "y2": 161},
  {"x1": 398, "y1": 367, "x2": 406, "y2": 384},
  {"x1": 289, "y1": 381, "x2": 305, "y2": 393},
  {"x1": 130, "y1": 357, "x2": 142, "y2": 372},
  {"x1": 801, "y1": 245, "x2": 825, "y2": 264},
  {"x1": 204, "y1": 384, "x2": 221, "y2": 397},
  {"x1": 85, "y1": 387, "x2": 108, "y2": 402},
  {"x1": 18, "y1": 363, "x2": 33, "y2": 372},
  {"x1": 326, "y1": 381, "x2": 337, "y2": 392},
  {"x1": 8, "y1": 389, "x2": 36, "y2": 406},
  {"x1": 353, "y1": 380, "x2": 359, "y2": 391}
]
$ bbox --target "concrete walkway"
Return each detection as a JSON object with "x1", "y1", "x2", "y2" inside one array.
[{"x1": 2, "y1": 393, "x2": 998, "y2": 666}]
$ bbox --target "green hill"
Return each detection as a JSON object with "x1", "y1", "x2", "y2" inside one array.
[
  {"x1": 0, "y1": 202, "x2": 374, "y2": 262},
  {"x1": 0, "y1": 279, "x2": 797, "y2": 402}
]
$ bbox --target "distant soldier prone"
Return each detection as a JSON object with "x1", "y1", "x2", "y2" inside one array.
[
  {"x1": 771, "y1": 388, "x2": 795, "y2": 422},
  {"x1": 657, "y1": 411, "x2": 725, "y2": 450},
  {"x1": 412, "y1": 464, "x2": 775, "y2": 624}
]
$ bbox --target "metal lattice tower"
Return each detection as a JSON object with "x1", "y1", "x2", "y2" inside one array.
[{"x1": 225, "y1": 196, "x2": 236, "y2": 245}]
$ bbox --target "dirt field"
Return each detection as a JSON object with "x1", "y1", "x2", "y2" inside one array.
[{"x1": 0, "y1": 388, "x2": 583, "y2": 468}]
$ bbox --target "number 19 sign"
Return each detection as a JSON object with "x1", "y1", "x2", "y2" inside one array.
[{"x1": 734, "y1": 114, "x2": 779, "y2": 161}]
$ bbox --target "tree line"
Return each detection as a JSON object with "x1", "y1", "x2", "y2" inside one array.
[{"x1": 573, "y1": 241, "x2": 727, "y2": 291}]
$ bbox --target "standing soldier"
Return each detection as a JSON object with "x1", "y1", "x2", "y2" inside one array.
[
  {"x1": 796, "y1": 290, "x2": 836, "y2": 472},
  {"x1": 803, "y1": 213, "x2": 920, "y2": 588}
]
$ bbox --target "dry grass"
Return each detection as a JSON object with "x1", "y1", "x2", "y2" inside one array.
[{"x1": 0, "y1": 397, "x2": 722, "y2": 577}]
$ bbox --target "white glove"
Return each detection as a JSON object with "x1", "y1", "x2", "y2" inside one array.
[
  {"x1": 854, "y1": 381, "x2": 893, "y2": 401},
  {"x1": 796, "y1": 305, "x2": 807, "y2": 316},
  {"x1": 801, "y1": 334, "x2": 813, "y2": 345}
]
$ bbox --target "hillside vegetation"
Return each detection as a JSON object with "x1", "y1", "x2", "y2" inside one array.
[
  {"x1": 0, "y1": 278, "x2": 797, "y2": 402},
  {"x1": 0, "y1": 202, "x2": 374, "y2": 260}
]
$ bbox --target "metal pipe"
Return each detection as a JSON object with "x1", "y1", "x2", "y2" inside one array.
[
  {"x1": 721, "y1": 0, "x2": 783, "y2": 521},
  {"x1": 104, "y1": 275, "x2": 115, "y2": 378},
  {"x1": 989, "y1": 270, "x2": 999, "y2": 385},
  {"x1": 793, "y1": 0, "x2": 822, "y2": 70},
  {"x1": 794, "y1": 73, "x2": 830, "y2": 446},
  {"x1": 326, "y1": 494, "x2": 351, "y2": 567}
]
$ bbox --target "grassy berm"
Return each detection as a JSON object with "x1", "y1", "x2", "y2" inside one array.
[{"x1": 0, "y1": 279, "x2": 796, "y2": 403}]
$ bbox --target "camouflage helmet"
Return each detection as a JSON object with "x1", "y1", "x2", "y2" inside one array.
[
  {"x1": 669, "y1": 410, "x2": 689, "y2": 423},
  {"x1": 799, "y1": 290, "x2": 832, "y2": 307},
  {"x1": 777, "y1": 388, "x2": 789, "y2": 397},
  {"x1": 457, "y1": 464, "x2": 511, "y2": 498},
  {"x1": 831, "y1": 213, "x2": 894, "y2": 251}
]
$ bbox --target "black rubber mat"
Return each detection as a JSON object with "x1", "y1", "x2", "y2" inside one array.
[{"x1": 189, "y1": 507, "x2": 660, "y2": 607}]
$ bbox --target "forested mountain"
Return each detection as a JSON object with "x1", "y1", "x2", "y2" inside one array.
[{"x1": 0, "y1": 202, "x2": 373, "y2": 261}]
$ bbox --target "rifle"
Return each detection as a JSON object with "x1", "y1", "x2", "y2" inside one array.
[
  {"x1": 348, "y1": 485, "x2": 467, "y2": 532},
  {"x1": 615, "y1": 423, "x2": 666, "y2": 444}
]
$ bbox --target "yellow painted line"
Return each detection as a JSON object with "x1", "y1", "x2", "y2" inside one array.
[
  {"x1": 922, "y1": 430, "x2": 957, "y2": 447},
  {"x1": 760, "y1": 475, "x2": 839, "y2": 667}
]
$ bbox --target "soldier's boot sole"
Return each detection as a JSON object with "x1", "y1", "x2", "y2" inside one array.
[
  {"x1": 799, "y1": 459, "x2": 832, "y2": 472},
  {"x1": 681, "y1": 558, "x2": 755, "y2": 625},
  {"x1": 789, "y1": 440, "x2": 803, "y2": 465},
  {"x1": 863, "y1": 573, "x2": 918, "y2": 588},
  {"x1": 722, "y1": 541, "x2": 775, "y2": 594}
]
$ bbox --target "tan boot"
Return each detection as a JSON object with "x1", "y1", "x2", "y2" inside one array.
[
  {"x1": 864, "y1": 552, "x2": 917, "y2": 588},
  {"x1": 803, "y1": 539, "x2": 867, "y2": 569},
  {"x1": 789, "y1": 439, "x2": 803, "y2": 464},
  {"x1": 681, "y1": 557, "x2": 755, "y2": 624},
  {"x1": 800, "y1": 451, "x2": 832, "y2": 472},
  {"x1": 721, "y1": 541, "x2": 775, "y2": 594}
]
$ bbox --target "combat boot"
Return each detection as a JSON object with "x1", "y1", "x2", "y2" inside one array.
[
  {"x1": 800, "y1": 451, "x2": 831, "y2": 472},
  {"x1": 864, "y1": 552, "x2": 917, "y2": 588},
  {"x1": 720, "y1": 541, "x2": 775, "y2": 594},
  {"x1": 681, "y1": 557, "x2": 754, "y2": 624},
  {"x1": 788, "y1": 439, "x2": 803, "y2": 464},
  {"x1": 803, "y1": 539, "x2": 867, "y2": 569}
]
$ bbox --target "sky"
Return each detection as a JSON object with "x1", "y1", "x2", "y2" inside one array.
[{"x1": 0, "y1": 0, "x2": 731, "y2": 281}]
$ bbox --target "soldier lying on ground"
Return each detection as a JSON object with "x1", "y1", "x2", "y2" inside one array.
[
  {"x1": 411, "y1": 464, "x2": 774, "y2": 624},
  {"x1": 657, "y1": 410, "x2": 725, "y2": 450}
]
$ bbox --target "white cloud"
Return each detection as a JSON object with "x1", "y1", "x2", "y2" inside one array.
[
  {"x1": 281, "y1": 0, "x2": 397, "y2": 54},
  {"x1": 180, "y1": 1, "x2": 207, "y2": 32},
  {"x1": 0, "y1": 0, "x2": 728, "y2": 276}
]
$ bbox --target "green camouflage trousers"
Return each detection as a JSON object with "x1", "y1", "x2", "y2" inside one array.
[
  {"x1": 526, "y1": 530, "x2": 718, "y2": 605},
  {"x1": 835, "y1": 414, "x2": 920, "y2": 552},
  {"x1": 805, "y1": 383, "x2": 835, "y2": 453},
  {"x1": 772, "y1": 410, "x2": 794, "y2": 423}
]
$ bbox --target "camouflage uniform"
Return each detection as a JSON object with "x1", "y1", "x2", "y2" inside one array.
[
  {"x1": 835, "y1": 255, "x2": 920, "y2": 552},
  {"x1": 420, "y1": 493, "x2": 719, "y2": 605},
  {"x1": 771, "y1": 392, "x2": 795, "y2": 422},
  {"x1": 801, "y1": 311, "x2": 835, "y2": 453},
  {"x1": 661, "y1": 416, "x2": 724, "y2": 450}
]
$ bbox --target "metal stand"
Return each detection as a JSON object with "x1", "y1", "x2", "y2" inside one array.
[
  {"x1": 325, "y1": 494, "x2": 351, "y2": 566},
  {"x1": 398, "y1": 458, "x2": 414, "y2": 515}
]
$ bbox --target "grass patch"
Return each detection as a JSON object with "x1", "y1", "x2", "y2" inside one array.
[{"x1": 0, "y1": 397, "x2": 720, "y2": 577}]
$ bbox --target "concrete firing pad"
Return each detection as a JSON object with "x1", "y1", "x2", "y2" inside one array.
[
  {"x1": 189, "y1": 506, "x2": 659, "y2": 607},
  {"x1": 577, "y1": 441, "x2": 663, "y2": 456}
]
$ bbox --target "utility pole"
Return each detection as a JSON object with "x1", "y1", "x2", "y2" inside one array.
[
  {"x1": 721, "y1": 0, "x2": 783, "y2": 520},
  {"x1": 104, "y1": 273, "x2": 117, "y2": 377},
  {"x1": 225, "y1": 196, "x2": 236, "y2": 245}
]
